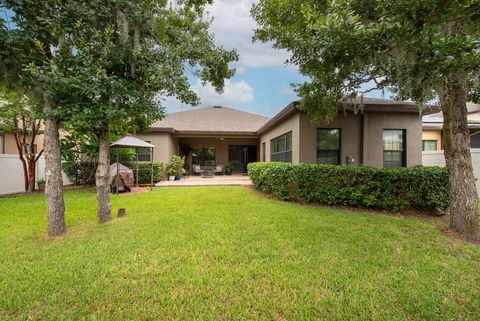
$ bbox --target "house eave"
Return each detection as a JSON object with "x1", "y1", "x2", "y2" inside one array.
[{"x1": 173, "y1": 130, "x2": 260, "y2": 138}]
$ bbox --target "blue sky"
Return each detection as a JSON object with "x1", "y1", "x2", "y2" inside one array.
[{"x1": 163, "y1": 0, "x2": 389, "y2": 117}]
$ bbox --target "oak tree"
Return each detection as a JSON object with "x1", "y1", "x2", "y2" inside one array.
[{"x1": 253, "y1": 0, "x2": 480, "y2": 240}]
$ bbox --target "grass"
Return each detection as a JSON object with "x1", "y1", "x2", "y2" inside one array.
[{"x1": 0, "y1": 186, "x2": 479, "y2": 321}]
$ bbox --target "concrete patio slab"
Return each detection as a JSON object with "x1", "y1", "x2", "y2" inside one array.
[{"x1": 156, "y1": 175, "x2": 252, "y2": 187}]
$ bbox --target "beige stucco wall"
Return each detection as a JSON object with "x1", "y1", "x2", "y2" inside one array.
[
  {"x1": 2, "y1": 132, "x2": 46, "y2": 154},
  {"x1": 260, "y1": 113, "x2": 301, "y2": 163},
  {"x1": 364, "y1": 112, "x2": 422, "y2": 167},
  {"x1": 135, "y1": 132, "x2": 178, "y2": 164},
  {"x1": 422, "y1": 130, "x2": 442, "y2": 149},
  {"x1": 260, "y1": 110, "x2": 422, "y2": 168},
  {"x1": 2, "y1": 133, "x2": 17, "y2": 154},
  {"x1": 298, "y1": 112, "x2": 363, "y2": 165}
]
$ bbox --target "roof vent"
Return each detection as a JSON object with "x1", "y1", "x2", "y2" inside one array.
[{"x1": 213, "y1": 105, "x2": 222, "y2": 108}]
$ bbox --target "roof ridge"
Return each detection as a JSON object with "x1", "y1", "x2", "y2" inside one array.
[{"x1": 164, "y1": 105, "x2": 270, "y2": 118}]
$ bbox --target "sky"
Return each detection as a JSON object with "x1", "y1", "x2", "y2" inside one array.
[
  {"x1": 163, "y1": 0, "x2": 307, "y2": 117},
  {"x1": 163, "y1": 0, "x2": 388, "y2": 117}
]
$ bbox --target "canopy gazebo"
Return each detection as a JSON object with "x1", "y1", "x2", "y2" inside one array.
[{"x1": 110, "y1": 136, "x2": 156, "y2": 194}]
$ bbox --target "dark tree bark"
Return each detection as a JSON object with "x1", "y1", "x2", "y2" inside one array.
[
  {"x1": 12, "y1": 115, "x2": 43, "y2": 193},
  {"x1": 439, "y1": 73, "x2": 479, "y2": 240},
  {"x1": 43, "y1": 95, "x2": 66, "y2": 237},
  {"x1": 95, "y1": 125, "x2": 112, "y2": 223},
  {"x1": 13, "y1": 132, "x2": 29, "y2": 191}
]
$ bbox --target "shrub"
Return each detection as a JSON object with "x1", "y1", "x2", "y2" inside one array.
[
  {"x1": 248, "y1": 162, "x2": 449, "y2": 215},
  {"x1": 123, "y1": 161, "x2": 164, "y2": 184},
  {"x1": 165, "y1": 155, "x2": 185, "y2": 176},
  {"x1": 62, "y1": 161, "x2": 97, "y2": 186},
  {"x1": 63, "y1": 161, "x2": 164, "y2": 186}
]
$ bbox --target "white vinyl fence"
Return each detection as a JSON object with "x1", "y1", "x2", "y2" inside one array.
[
  {"x1": 422, "y1": 148, "x2": 480, "y2": 195},
  {"x1": 0, "y1": 154, "x2": 74, "y2": 195},
  {"x1": 0, "y1": 154, "x2": 46, "y2": 195}
]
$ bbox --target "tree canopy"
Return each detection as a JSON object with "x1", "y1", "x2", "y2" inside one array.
[
  {"x1": 252, "y1": 0, "x2": 480, "y2": 122},
  {"x1": 0, "y1": 0, "x2": 238, "y2": 234},
  {"x1": 252, "y1": 0, "x2": 480, "y2": 240}
]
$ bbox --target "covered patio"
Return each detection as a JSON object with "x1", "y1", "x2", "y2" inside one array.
[{"x1": 156, "y1": 174, "x2": 252, "y2": 187}]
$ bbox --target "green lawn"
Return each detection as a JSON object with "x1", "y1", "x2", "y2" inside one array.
[{"x1": 0, "y1": 187, "x2": 479, "y2": 321}]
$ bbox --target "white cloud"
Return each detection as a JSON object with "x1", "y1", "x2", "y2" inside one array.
[
  {"x1": 162, "y1": 79, "x2": 254, "y2": 112},
  {"x1": 193, "y1": 79, "x2": 254, "y2": 105},
  {"x1": 206, "y1": 0, "x2": 292, "y2": 70}
]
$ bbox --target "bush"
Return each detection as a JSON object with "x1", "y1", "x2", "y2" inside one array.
[
  {"x1": 248, "y1": 162, "x2": 449, "y2": 215},
  {"x1": 62, "y1": 161, "x2": 97, "y2": 186},
  {"x1": 63, "y1": 161, "x2": 164, "y2": 186},
  {"x1": 123, "y1": 161, "x2": 164, "y2": 184},
  {"x1": 165, "y1": 155, "x2": 185, "y2": 176}
]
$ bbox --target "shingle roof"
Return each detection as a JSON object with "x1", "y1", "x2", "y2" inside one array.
[
  {"x1": 257, "y1": 98, "x2": 427, "y2": 134},
  {"x1": 422, "y1": 103, "x2": 480, "y2": 129},
  {"x1": 347, "y1": 97, "x2": 416, "y2": 106},
  {"x1": 150, "y1": 106, "x2": 270, "y2": 135}
]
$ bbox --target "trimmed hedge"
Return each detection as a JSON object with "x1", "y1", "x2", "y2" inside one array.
[
  {"x1": 63, "y1": 161, "x2": 164, "y2": 185},
  {"x1": 122, "y1": 161, "x2": 164, "y2": 184},
  {"x1": 248, "y1": 162, "x2": 449, "y2": 215},
  {"x1": 62, "y1": 161, "x2": 97, "y2": 185}
]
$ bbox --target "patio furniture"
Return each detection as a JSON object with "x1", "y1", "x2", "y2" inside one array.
[
  {"x1": 201, "y1": 169, "x2": 214, "y2": 178},
  {"x1": 192, "y1": 165, "x2": 204, "y2": 175},
  {"x1": 213, "y1": 164, "x2": 224, "y2": 175}
]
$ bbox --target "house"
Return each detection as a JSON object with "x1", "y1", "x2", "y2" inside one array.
[
  {"x1": 137, "y1": 98, "x2": 427, "y2": 171},
  {"x1": 0, "y1": 131, "x2": 44, "y2": 155},
  {"x1": 422, "y1": 103, "x2": 480, "y2": 151},
  {"x1": 136, "y1": 106, "x2": 270, "y2": 172}
]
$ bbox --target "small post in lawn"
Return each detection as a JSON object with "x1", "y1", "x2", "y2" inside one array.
[{"x1": 117, "y1": 208, "x2": 126, "y2": 218}]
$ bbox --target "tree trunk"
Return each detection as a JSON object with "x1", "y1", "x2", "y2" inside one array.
[
  {"x1": 13, "y1": 132, "x2": 29, "y2": 191},
  {"x1": 27, "y1": 155, "x2": 36, "y2": 193},
  {"x1": 43, "y1": 95, "x2": 66, "y2": 237},
  {"x1": 439, "y1": 73, "x2": 479, "y2": 240},
  {"x1": 95, "y1": 126, "x2": 112, "y2": 223}
]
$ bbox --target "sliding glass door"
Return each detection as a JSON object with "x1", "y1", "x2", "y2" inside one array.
[{"x1": 228, "y1": 145, "x2": 257, "y2": 172}]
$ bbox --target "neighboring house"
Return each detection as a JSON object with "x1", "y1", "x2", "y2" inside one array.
[
  {"x1": 0, "y1": 131, "x2": 44, "y2": 155},
  {"x1": 422, "y1": 103, "x2": 480, "y2": 151},
  {"x1": 138, "y1": 98, "x2": 428, "y2": 172}
]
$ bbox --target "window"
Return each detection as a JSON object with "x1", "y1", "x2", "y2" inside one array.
[
  {"x1": 262, "y1": 142, "x2": 266, "y2": 162},
  {"x1": 317, "y1": 128, "x2": 341, "y2": 164},
  {"x1": 270, "y1": 132, "x2": 292, "y2": 162},
  {"x1": 192, "y1": 147, "x2": 216, "y2": 166},
  {"x1": 422, "y1": 140, "x2": 437, "y2": 151},
  {"x1": 0, "y1": 134, "x2": 4, "y2": 154},
  {"x1": 383, "y1": 129, "x2": 406, "y2": 168},
  {"x1": 136, "y1": 141, "x2": 152, "y2": 161}
]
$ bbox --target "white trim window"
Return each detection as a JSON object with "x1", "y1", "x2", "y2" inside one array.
[{"x1": 270, "y1": 132, "x2": 292, "y2": 162}]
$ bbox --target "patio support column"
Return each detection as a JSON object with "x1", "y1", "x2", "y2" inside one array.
[
  {"x1": 150, "y1": 147, "x2": 153, "y2": 190},
  {"x1": 116, "y1": 148, "x2": 119, "y2": 195},
  {"x1": 136, "y1": 147, "x2": 139, "y2": 187}
]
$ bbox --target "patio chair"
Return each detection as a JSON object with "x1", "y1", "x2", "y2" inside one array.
[
  {"x1": 192, "y1": 165, "x2": 204, "y2": 175},
  {"x1": 213, "y1": 164, "x2": 224, "y2": 175}
]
